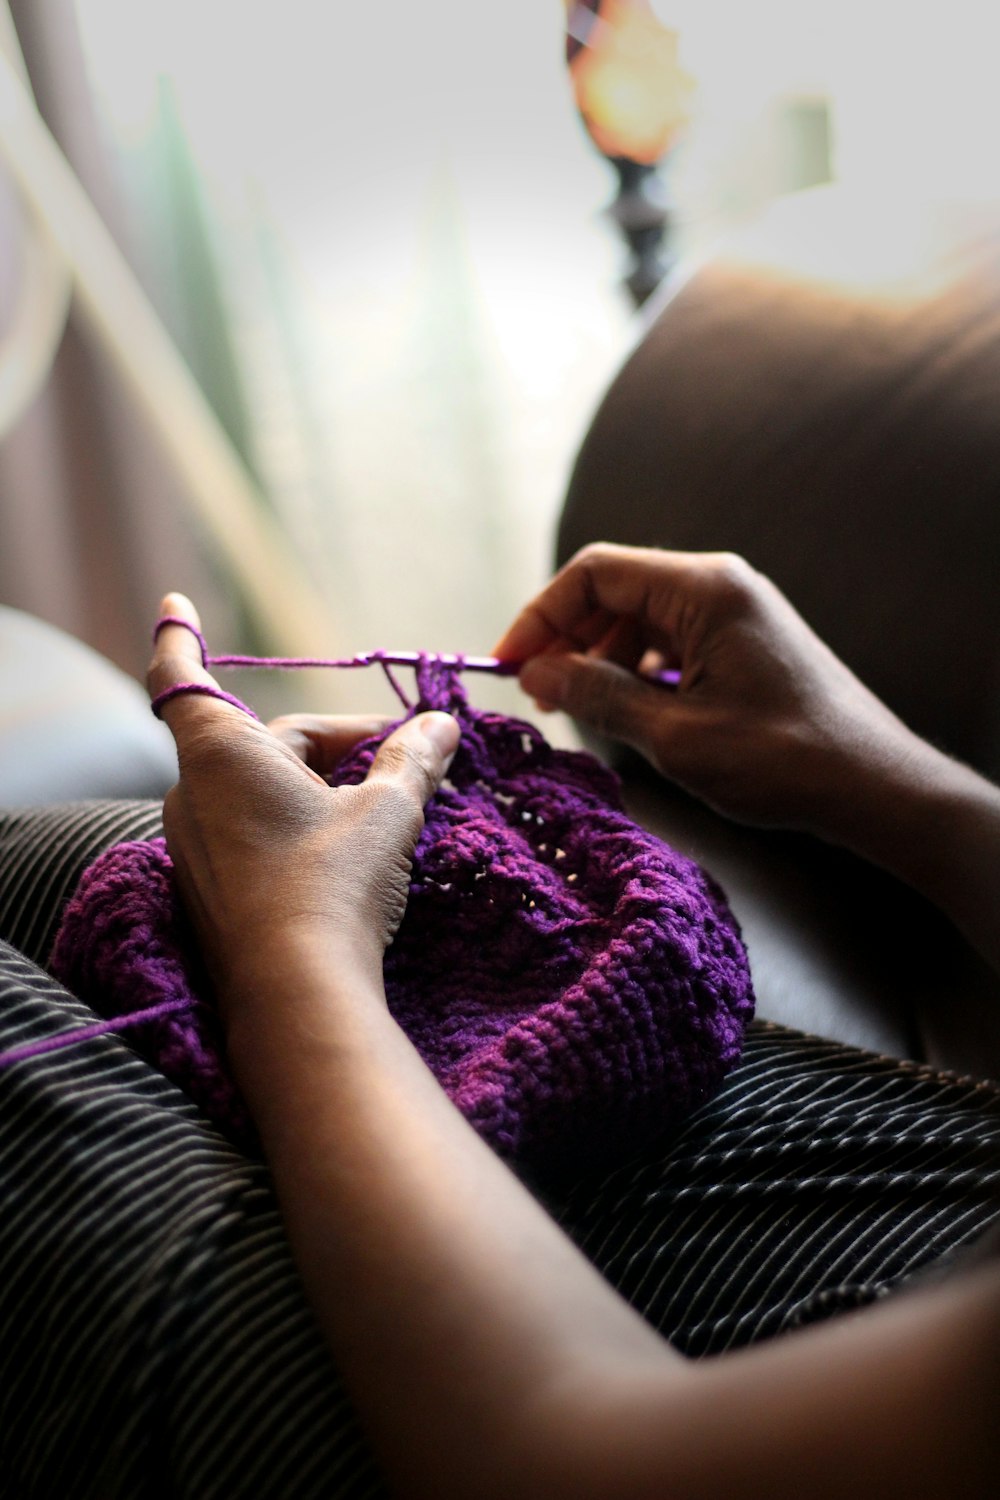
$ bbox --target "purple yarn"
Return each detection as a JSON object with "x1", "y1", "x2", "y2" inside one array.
[
  {"x1": 51, "y1": 839, "x2": 254, "y2": 1140},
  {"x1": 0, "y1": 997, "x2": 191, "y2": 1067},
  {"x1": 50, "y1": 660, "x2": 754, "y2": 1166},
  {"x1": 151, "y1": 682, "x2": 262, "y2": 720}
]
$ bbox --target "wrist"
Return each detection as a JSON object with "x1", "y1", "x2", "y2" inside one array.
[
  {"x1": 816, "y1": 728, "x2": 1000, "y2": 906},
  {"x1": 219, "y1": 912, "x2": 384, "y2": 998},
  {"x1": 218, "y1": 919, "x2": 387, "y2": 1076}
]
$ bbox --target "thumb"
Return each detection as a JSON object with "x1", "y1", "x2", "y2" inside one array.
[
  {"x1": 520, "y1": 653, "x2": 668, "y2": 757},
  {"x1": 366, "y1": 711, "x2": 460, "y2": 809}
]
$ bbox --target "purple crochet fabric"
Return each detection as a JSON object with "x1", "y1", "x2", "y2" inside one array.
[{"x1": 51, "y1": 661, "x2": 754, "y2": 1166}]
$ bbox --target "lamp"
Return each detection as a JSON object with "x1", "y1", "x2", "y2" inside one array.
[{"x1": 564, "y1": 0, "x2": 693, "y2": 304}]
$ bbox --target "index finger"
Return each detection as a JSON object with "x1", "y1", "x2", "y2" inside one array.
[
  {"x1": 493, "y1": 543, "x2": 685, "y2": 664},
  {"x1": 147, "y1": 592, "x2": 249, "y2": 729}
]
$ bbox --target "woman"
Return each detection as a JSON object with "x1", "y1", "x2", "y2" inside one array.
[{"x1": 2, "y1": 544, "x2": 999, "y2": 1497}]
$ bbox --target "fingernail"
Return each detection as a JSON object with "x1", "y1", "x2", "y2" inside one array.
[
  {"x1": 419, "y1": 712, "x2": 460, "y2": 768},
  {"x1": 521, "y1": 658, "x2": 566, "y2": 709}
]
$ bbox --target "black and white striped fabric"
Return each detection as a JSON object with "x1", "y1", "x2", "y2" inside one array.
[
  {"x1": 547, "y1": 1028, "x2": 1000, "y2": 1354},
  {"x1": 0, "y1": 800, "x2": 164, "y2": 967},
  {"x1": 2, "y1": 802, "x2": 999, "y2": 1497}
]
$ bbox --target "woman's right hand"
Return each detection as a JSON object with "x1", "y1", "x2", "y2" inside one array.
[{"x1": 494, "y1": 544, "x2": 930, "y2": 840}]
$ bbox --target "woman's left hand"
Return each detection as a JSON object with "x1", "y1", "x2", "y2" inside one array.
[{"x1": 147, "y1": 593, "x2": 459, "y2": 1003}]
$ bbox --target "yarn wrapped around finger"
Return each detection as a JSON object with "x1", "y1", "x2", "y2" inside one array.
[{"x1": 50, "y1": 658, "x2": 755, "y2": 1168}]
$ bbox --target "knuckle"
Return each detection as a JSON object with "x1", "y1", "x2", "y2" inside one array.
[
  {"x1": 146, "y1": 649, "x2": 192, "y2": 699},
  {"x1": 574, "y1": 540, "x2": 629, "y2": 579},
  {"x1": 381, "y1": 734, "x2": 437, "y2": 791},
  {"x1": 177, "y1": 719, "x2": 257, "y2": 778},
  {"x1": 368, "y1": 767, "x2": 423, "y2": 820},
  {"x1": 175, "y1": 726, "x2": 224, "y2": 774},
  {"x1": 707, "y1": 551, "x2": 758, "y2": 604},
  {"x1": 360, "y1": 778, "x2": 425, "y2": 848},
  {"x1": 575, "y1": 540, "x2": 616, "y2": 566},
  {"x1": 711, "y1": 549, "x2": 752, "y2": 581}
]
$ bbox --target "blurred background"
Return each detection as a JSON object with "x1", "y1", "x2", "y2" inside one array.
[{"x1": 2, "y1": 0, "x2": 1000, "y2": 720}]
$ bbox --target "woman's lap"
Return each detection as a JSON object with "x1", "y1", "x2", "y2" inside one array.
[
  {"x1": 547, "y1": 1025, "x2": 1000, "y2": 1353},
  {"x1": 0, "y1": 941, "x2": 384, "y2": 1499},
  {"x1": 2, "y1": 801, "x2": 999, "y2": 1492},
  {"x1": 0, "y1": 805, "x2": 383, "y2": 1496}
]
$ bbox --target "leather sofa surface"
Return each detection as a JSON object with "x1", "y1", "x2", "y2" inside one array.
[{"x1": 560, "y1": 186, "x2": 1000, "y2": 780}]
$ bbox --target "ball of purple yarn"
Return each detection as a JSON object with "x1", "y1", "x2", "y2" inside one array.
[{"x1": 50, "y1": 662, "x2": 754, "y2": 1166}]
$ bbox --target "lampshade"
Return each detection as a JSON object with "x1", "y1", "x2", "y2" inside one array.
[{"x1": 564, "y1": 0, "x2": 693, "y2": 164}]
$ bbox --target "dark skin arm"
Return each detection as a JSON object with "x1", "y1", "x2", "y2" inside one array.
[{"x1": 149, "y1": 577, "x2": 1000, "y2": 1500}]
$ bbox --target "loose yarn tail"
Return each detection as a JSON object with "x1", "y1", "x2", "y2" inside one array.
[{"x1": 0, "y1": 997, "x2": 193, "y2": 1068}]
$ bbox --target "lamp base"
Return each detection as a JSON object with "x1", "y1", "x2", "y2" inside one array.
[{"x1": 606, "y1": 156, "x2": 674, "y2": 307}]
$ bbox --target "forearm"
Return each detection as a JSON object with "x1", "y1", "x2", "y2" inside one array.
[
  {"x1": 224, "y1": 932, "x2": 674, "y2": 1499},
  {"x1": 808, "y1": 726, "x2": 1000, "y2": 977},
  {"x1": 223, "y1": 924, "x2": 1000, "y2": 1500}
]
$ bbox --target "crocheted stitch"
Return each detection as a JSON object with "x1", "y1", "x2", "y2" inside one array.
[{"x1": 50, "y1": 660, "x2": 754, "y2": 1167}]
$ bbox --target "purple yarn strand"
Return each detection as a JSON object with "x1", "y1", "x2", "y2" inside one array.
[
  {"x1": 151, "y1": 615, "x2": 522, "y2": 676},
  {"x1": 379, "y1": 658, "x2": 412, "y2": 709},
  {"x1": 0, "y1": 997, "x2": 194, "y2": 1068},
  {"x1": 153, "y1": 614, "x2": 209, "y2": 663},
  {"x1": 150, "y1": 682, "x2": 260, "y2": 721},
  {"x1": 148, "y1": 619, "x2": 520, "y2": 722}
]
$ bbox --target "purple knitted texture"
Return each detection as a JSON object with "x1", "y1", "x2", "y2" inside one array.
[
  {"x1": 51, "y1": 661, "x2": 754, "y2": 1165},
  {"x1": 51, "y1": 837, "x2": 253, "y2": 1138}
]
